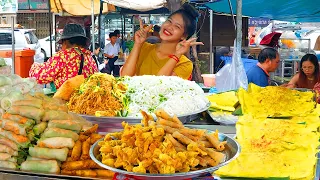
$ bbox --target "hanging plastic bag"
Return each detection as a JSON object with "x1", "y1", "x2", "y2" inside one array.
[{"x1": 215, "y1": 40, "x2": 248, "y2": 92}]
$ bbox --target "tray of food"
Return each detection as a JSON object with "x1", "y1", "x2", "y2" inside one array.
[
  {"x1": 54, "y1": 74, "x2": 210, "y2": 124},
  {"x1": 90, "y1": 110, "x2": 240, "y2": 180}
]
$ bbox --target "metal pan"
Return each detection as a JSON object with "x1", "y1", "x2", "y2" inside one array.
[
  {"x1": 90, "y1": 131, "x2": 240, "y2": 180},
  {"x1": 76, "y1": 103, "x2": 211, "y2": 133}
]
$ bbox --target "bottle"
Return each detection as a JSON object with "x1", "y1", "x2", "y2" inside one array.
[{"x1": 124, "y1": 48, "x2": 130, "y2": 61}]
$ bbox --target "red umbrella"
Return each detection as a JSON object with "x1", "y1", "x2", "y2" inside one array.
[{"x1": 260, "y1": 32, "x2": 282, "y2": 48}]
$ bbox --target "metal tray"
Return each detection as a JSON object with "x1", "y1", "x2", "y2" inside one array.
[
  {"x1": 90, "y1": 132, "x2": 240, "y2": 180},
  {"x1": 77, "y1": 103, "x2": 211, "y2": 133}
]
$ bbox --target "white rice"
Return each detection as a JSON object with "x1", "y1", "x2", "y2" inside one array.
[{"x1": 123, "y1": 75, "x2": 209, "y2": 117}]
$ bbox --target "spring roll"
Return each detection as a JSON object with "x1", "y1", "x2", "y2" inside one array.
[
  {"x1": 0, "y1": 160, "x2": 17, "y2": 169},
  {"x1": 38, "y1": 137, "x2": 75, "y2": 149},
  {"x1": 33, "y1": 122, "x2": 47, "y2": 136},
  {"x1": 199, "y1": 140, "x2": 214, "y2": 148},
  {"x1": 172, "y1": 131, "x2": 194, "y2": 145},
  {"x1": 159, "y1": 118, "x2": 182, "y2": 129},
  {"x1": 7, "y1": 105, "x2": 44, "y2": 123},
  {"x1": 27, "y1": 129, "x2": 35, "y2": 141},
  {"x1": 0, "y1": 135, "x2": 19, "y2": 151},
  {"x1": 79, "y1": 135, "x2": 89, "y2": 142},
  {"x1": 61, "y1": 160, "x2": 101, "y2": 170},
  {"x1": 90, "y1": 134, "x2": 103, "y2": 145},
  {"x1": 95, "y1": 170, "x2": 115, "y2": 177},
  {"x1": 71, "y1": 140, "x2": 82, "y2": 161},
  {"x1": 80, "y1": 138, "x2": 90, "y2": 160},
  {"x1": 0, "y1": 128, "x2": 30, "y2": 148},
  {"x1": 42, "y1": 128, "x2": 79, "y2": 141},
  {"x1": 83, "y1": 124, "x2": 98, "y2": 136},
  {"x1": 205, "y1": 134, "x2": 226, "y2": 151},
  {"x1": 1, "y1": 113, "x2": 34, "y2": 127},
  {"x1": 0, "y1": 119, "x2": 27, "y2": 136},
  {"x1": 26, "y1": 156, "x2": 62, "y2": 167},
  {"x1": 42, "y1": 110, "x2": 73, "y2": 122},
  {"x1": 29, "y1": 147, "x2": 68, "y2": 162},
  {"x1": 157, "y1": 125, "x2": 178, "y2": 134},
  {"x1": 0, "y1": 153, "x2": 12, "y2": 161},
  {"x1": 155, "y1": 109, "x2": 171, "y2": 120},
  {"x1": 0, "y1": 144, "x2": 18, "y2": 156},
  {"x1": 48, "y1": 120, "x2": 82, "y2": 133},
  {"x1": 43, "y1": 103, "x2": 68, "y2": 112},
  {"x1": 61, "y1": 169, "x2": 97, "y2": 177},
  {"x1": 166, "y1": 134, "x2": 186, "y2": 151},
  {"x1": 13, "y1": 99, "x2": 42, "y2": 109},
  {"x1": 206, "y1": 148, "x2": 226, "y2": 164},
  {"x1": 21, "y1": 160, "x2": 60, "y2": 173}
]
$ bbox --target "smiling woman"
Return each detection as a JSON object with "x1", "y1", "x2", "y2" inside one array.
[{"x1": 120, "y1": 3, "x2": 203, "y2": 80}]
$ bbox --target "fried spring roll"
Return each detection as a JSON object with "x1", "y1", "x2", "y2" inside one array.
[
  {"x1": 157, "y1": 125, "x2": 178, "y2": 134},
  {"x1": 7, "y1": 105, "x2": 43, "y2": 123},
  {"x1": 0, "y1": 160, "x2": 17, "y2": 169},
  {"x1": 203, "y1": 156, "x2": 218, "y2": 167},
  {"x1": 61, "y1": 160, "x2": 101, "y2": 170},
  {"x1": 155, "y1": 109, "x2": 171, "y2": 120},
  {"x1": 179, "y1": 128, "x2": 206, "y2": 137},
  {"x1": 199, "y1": 140, "x2": 214, "y2": 148},
  {"x1": 166, "y1": 134, "x2": 186, "y2": 150},
  {"x1": 83, "y1": 124, "x2": 98, "y2": 136},
  {"x1": 90, "y1": 134, "x2": 103, "y2": 144},
  {"x1": 13, "y1": 99, "x2": 42, "y2": 109},
  {"x1": 29, "y1": 147, "x2": 68, "y2": 162},
  {"x1": 172, "y1": 131, "x2": 194, "y2": 145},
  {"x1": 48, "y1": 120, "x2": 82, "y2": 133},
  {"x1": 95, "y1": 170, "x2": 114, "y2": 177},
  {"x1": 158, "y1": 118, "x2": 182, "y2": 129},
  {"x1": 0, "y1": 128, "x2": 30, "y2": 148},
  {"x1": 42, "y1": 110, "x2": 73, "y2": 122},
  {"x1": 71, "y1": 140, "x2": 82, "y2": 161},
  {"x1": 37, "y1": 137, "x2": 75, "y2": 149},
  {"x1": 205, "y1": 134, "x2": 226, "y2": 151},
  {"x1": 206, "y1": 148, "x2": 226, "y2": 164},
  {"x1": 33, "y1": 122, "x2": 47, "y2": 136},
  {"x1": 80, "y1": 138, "x2": 90, "y2": 160},
  {"x1": 21, "y1": 160, "x2": 60, "y2": 173},
  {"x1": 61, "y1": 169, "x2": 97, "y2": 177},
  {"x1": 0, "y1": 144, "x2": 18, "y2": 156},
  {"x1": 0, "y1": 135, "x2": 18, "y2": 151},
  {"x1": 79, "y1": 134, "x2": 89, "y2": 142},
  {"x1": 179, "y1": 130, "x2": 199, "y2": 142},
  {"x1": 42, "y1": 128, "x2": 79, "y2": 141}
]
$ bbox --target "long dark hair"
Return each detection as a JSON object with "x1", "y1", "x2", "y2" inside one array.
[
  {"x1": 297, "y1": 54, "x2": 319, "y2": 88},
  {"x1": 168, "y1": 3, "x2": 199, "y2": 39}
]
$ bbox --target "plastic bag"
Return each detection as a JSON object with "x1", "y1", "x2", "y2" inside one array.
[
  {"x1": 215, "y1": 40, "x2": 248, "y2": 92},
  {"x1": 255, "y1": 23, "x2": 273, "y2": 46}
]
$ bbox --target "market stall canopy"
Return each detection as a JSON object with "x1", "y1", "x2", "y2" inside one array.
[
  {"x1": 205, "y1": 0, "x2": 320, "y2": 22},
  {"x1": 50, "y1": 0, "x2": 116, "y2": 16},
  {"x1": 102, "y1": 0, "x2": 166, "y2": 11}
]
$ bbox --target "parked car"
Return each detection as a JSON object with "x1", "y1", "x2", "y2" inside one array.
[
  {"x1": 38, "y1": 35, "x2": 56, "y2": 60},
  {"x1": 0, "y1": 28, "x2": 44, "y2": 66}
]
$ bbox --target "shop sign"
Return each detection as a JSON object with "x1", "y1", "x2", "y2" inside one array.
[
  {"x1": 0, "y1": 0, "x2": 18, "y2": 14},
  {"x1": 29, "y1": 0, "x2": 48, "y2": 10},
  {"x1": 248, "y1": 18, "x2": 271, "y2": 27}
]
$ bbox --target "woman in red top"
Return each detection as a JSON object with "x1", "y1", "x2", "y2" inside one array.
[
  {"x1": 29, "y1": 23, "x2": 98, "y2": 89},
  {"x1": 287, "y1": 54, "x2": 319, "y2": 89}
]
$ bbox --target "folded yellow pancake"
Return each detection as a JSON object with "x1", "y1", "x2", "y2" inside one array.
[
  {"x1": 207, "y1": 91, "x2": 239, "y2": 111},
  {"x1": 53, "y1": 75, "x2": 85, "y2": 101},
  {"x1": 215, "y1": 115, "x2": 320, "y2": 179},
  {"x1": 238, "y1": 84, "x2": 316, "y2": 118}
]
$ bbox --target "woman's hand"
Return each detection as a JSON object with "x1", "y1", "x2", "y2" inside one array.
[
  {"x1": 134, "y1": 19, "x2": 153, "y2": 45},
  {"x1": 175, "y1": 37, "x2": 204, "y2": 57}
]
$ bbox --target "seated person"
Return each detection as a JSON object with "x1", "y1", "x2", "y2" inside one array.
[
  {"x1": 29, "y1": 23, "x2": 98, "y2": 89},
  {"x1": 246, "y1": 48, "x2": 280, "y2": 87},
  {"x1": 286, "y1": 54, "x2": 319, "y2": 89}
]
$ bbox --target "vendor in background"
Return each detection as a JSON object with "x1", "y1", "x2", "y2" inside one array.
[
  {"x1": 246, "y1": 48, "x2": 280, "y2": 87},
  {"x1": 90, "y1": 43, "x2": 108, "y2": 72},
  {"x1": 285, "y1": 54, "x2": 319, "y2": 89},
  {"x1": 121, "y1": 3, "x2": 203, "y2": 80},
  {"x1": 114, "y1": 29, "x2": 122, "y2": 46},
  {"x1": 146, "y1": 25, "x2": 161, "y2": 44},
  {"x1": 104, "y1": 32, "x2": 121, "y2": 76},
  {"x1": 29, "y1": 23, "x2": 98, "y2": 89}
]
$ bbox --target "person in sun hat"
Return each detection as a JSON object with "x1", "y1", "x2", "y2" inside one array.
[{"x1": 29, "y1": 23, "x2": 98, "y2": 89}]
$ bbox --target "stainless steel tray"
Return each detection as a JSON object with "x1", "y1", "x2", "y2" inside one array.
[
  {"x1": 76, "y1": 103, "x2": 211, "y2": 133},
  {"x1": 90, "y1": 132, "x2": 240, "y2": 180}
]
